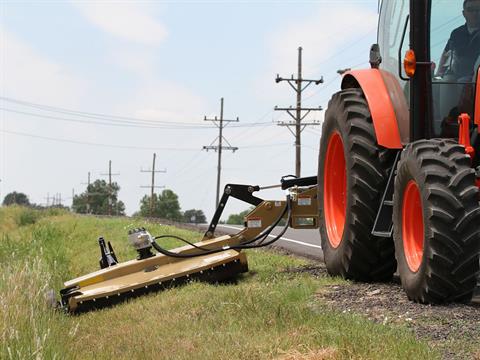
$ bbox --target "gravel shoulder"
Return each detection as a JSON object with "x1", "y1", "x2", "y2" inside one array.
[{"x1": 285, "y1": 264, "x2": 480, "y2": 360}]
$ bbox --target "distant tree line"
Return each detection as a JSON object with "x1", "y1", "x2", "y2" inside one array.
[
  {"x1": 226, "y1": 208, "x2": 252, "y2": 225},
  {"x1": 136, "y1": 190, "x2": 206, "y2": 223},
  {"x1": 3, "y1": 192, "x2": 30, "y2": 207},
  {"x1": 72, "y1": 180, "x2": 125, "y2": 215},
  {"x1": 71, "y1": 183, "x2": 207, "y2": 223},
  {"x1": 2, "y1": 191, "x2": 68, "y2": 210},
  {"x1": 3, "y1": 185, "x2": 259, "y2": 225}
]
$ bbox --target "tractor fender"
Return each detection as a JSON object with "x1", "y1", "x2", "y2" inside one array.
[{"x1": 341, "y1": 69, "x2": 407, "y2": 149}]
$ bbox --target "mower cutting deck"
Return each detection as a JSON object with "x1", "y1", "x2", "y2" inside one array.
[
  {"x1": 60, "y1": 234, "x2": 248, "y2": 312},
  {"x1": 59, "y1": 176, "x2": 319, "y2": 312}
]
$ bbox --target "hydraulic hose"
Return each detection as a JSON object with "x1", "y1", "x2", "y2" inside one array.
[
  {"x1": 153, "y1": 235, "x2": 212, "y2": 251},
  {"x1": 151, "y1": 196, "x2": 292, "y2": 258},
  {"x1": 235, "y1": 198, "x2": 290, "y2": 246}
]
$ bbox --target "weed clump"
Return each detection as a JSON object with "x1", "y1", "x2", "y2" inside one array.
[{"x1": 16, "y1": 209, "x2": 40, "y2": 226}]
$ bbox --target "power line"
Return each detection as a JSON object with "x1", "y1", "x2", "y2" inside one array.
[
  {"x1": 0, "y1": 107, "x2": 214, "y2": 130},
  {"x1": 303, "y1": 60, "x2": 369, "y2": 105},
  {"x1": 302, "y1": 74, "x2": 341, "y2": 102},
  {"x1": 228, "y1": 109, "x2": 275, "y2": 142},
  {"x1": 310, "y1": 27, "x2": 376, "y2": 74},
  {"x1": 0, "y1": 96, "x2": 211, "y2": 127},
  {"x1": 239, "y1": 142, "x2": 291, "y2": 149},
  {"x1": 0, "y1": 97, "x2": 272, "y2": 129},
  {"x1": 203, "y1": 97, "x2": 239, "y2": 209},
  {"x1": 1, "y1": 128, "x2": 290, "y2": 152},
  {"x1": 275, "y1": 47, "x2": 323, "y2": 177},
  {"x1": 164, "y1": 149, "x2": 208, "y2": 182},
  {"x1": 0, "y1": 129, "x2": 201, "y2": 151}
]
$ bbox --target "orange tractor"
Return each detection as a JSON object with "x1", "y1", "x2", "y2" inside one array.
[{"x1": 319, "y1": 0, "x2": 480, "y2": 303}]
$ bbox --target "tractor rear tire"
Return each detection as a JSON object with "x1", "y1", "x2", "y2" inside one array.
[
  {"x1": 393, "y1": 139, "x2": 480, "y2": 303},
  {"x1": 318, "y1": 88, "x2": 396, "y2": 281}
]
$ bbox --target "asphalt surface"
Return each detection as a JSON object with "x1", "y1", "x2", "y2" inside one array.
[
  {"x1": 202, "y1": 224, "x2": 324, "y2": 261},
  {"x1": 198, "y1": 224, "x2": 480, "y2": 303}
]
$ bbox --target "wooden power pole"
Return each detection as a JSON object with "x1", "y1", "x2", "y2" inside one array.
[
  {"x1": 275, "y1": 46, "x2": 324, "y2": 177},
  {"x1": 101, "y1": 161, "x2": 120, "y2": 215},
  {"x1": 86, "y1": 172, "x2": 91, "y2": 213},
  {"x1": 140, "y1": 153, "x2": 166, "y2": 217},
  {"x1": 203, "y1": 98, "x2": 239, "y2": 208},
  {"x1": 81, "y1": 172, "x2": 92, "y2": 213}
]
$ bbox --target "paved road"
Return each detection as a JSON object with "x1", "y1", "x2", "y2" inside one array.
[
  {"x1": 201, "y1": 224, "x2": 324, "y2": 261},
  {"x1": 197, "y1": 224, "x2": 480, "y2": 303}
]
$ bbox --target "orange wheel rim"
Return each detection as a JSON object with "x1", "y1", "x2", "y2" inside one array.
[
  {"x1": 402, "y1": 180, "x2": 424, "y2": 272},
  {"x1": 323, "y1": 132, "x2": 347, "y2": 248}
]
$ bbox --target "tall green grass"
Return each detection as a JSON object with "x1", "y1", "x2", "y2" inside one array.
[
  {"x1": 0, "y1": 209, "x2": 72, "y2": 359},
  {"x1": 0, "y1": 207, "x2": 436, "y2": 359}
]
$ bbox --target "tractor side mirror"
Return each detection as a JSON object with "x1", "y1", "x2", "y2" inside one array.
[{"x1": 369, "y1": 44, "x2": 382, "y2": 69}]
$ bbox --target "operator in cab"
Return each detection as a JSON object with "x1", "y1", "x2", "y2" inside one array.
[
  {"x1": 436, "y1": 0, "x2": 480, "y2": 80},
  {"x1": 436, "y1": 0, "x2": 480, "y2": 137}
]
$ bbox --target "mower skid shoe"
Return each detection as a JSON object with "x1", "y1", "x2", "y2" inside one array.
[{"x1": 61, "y1": 244, "x2": 248, "y2": 313}]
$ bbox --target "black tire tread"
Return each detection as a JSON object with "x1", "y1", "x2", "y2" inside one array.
[
  {"x1": 319, "y1": 88, "x2": 396, "y2": 281},
  {"x1": 393, "y1": 139, "x2": 480, "y2": 303}
]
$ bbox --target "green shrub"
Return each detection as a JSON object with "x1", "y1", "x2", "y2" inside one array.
[{"x1": 16, "y1": 209, "x2": 40, "y2": 226}]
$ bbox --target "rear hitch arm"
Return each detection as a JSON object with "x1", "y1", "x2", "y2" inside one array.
[
  {"x1": 98, "y1": 237, "x2": 119, "y2": 269},
  {"x1": 204, "y1": 184, "x2": 263, "y2": 239},
  {"x1": 203, "y1": 175, "x2": 318, "y2": 239}
]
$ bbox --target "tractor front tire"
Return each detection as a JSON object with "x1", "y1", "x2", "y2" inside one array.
[
  {"x1": 318, "y1": 88, "x2": 396, "y2": 281},
  {"x1": 393, "y1": 139, "x2": 480, "y2": 303}
]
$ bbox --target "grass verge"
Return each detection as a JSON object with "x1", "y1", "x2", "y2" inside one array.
[{"x1": 0, "y1": 206, "x2": 436, "y2": 359}]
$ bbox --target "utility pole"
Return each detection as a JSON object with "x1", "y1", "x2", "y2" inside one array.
[
  {"x1": 275, "y1": 46, "x2": 324, "y2": 177},
  {"x1": 203, "y1": 97, "x2": 239, "y2": 208},
  {"x1": 101, "y1": 161, "x2": 120, "y2": 216},
  {"x1": 45, "y1": 192, "x2": 51, "y2": 207},
  {"x1": 140, "y1": 153, "x2": 166, "y2": 217},
  {"x1": 52, "y1": 193, "x2": 58, "y2": 206},
  {"x1": 81, "y1": 172, "x2": 92, "y2": 213},
  {"x1": 68, "y1": 188, "x2": 75, "y2": 209}
]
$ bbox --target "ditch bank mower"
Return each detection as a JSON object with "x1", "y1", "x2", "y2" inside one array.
[
  {"x1": 59, "y1": 176, "x2": 319, "y2": 312},
  {"x1": 61, "y1": 0, "x2": 480, "y2": 310}
]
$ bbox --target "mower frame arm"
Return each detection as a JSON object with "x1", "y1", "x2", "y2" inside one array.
[{"x1": 203, "y1": 184, "x2": 264, "y2": 239}]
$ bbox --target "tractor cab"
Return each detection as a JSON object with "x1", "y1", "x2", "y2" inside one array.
[{"x1": 378, "y1": 0, "x2": 479, "y2": 140}]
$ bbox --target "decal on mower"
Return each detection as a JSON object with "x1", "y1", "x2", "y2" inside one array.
[
  {"x1": 298, "y1": 196, "x2": 312, "y2": 206},
  {"x1": 247, "y1": 217, "x2": 262, "y2": 228}
]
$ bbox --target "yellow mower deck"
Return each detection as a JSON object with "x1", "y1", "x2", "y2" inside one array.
[
  {"x1": 59, "y1": 179, "x2": 319, "y2": 313},
  {"x1": 61, "y1": 236, "x2": 248, "y2": 312}
]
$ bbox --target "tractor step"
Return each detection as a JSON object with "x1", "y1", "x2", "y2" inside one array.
[{"x1": 371, "y1": 151, "x2": 401, "y2": 238}]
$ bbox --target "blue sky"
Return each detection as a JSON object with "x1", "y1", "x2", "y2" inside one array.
[{"x1": 1, "y1": 0, "x2": 378, "y2": 219}]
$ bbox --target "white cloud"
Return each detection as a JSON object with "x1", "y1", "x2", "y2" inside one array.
[
  {"x1": 121, "y1": 81, "x2": 207, "y2": 126},
  {"x1": 268, "y1": 4, "x2": 377, "y2": 75},
  {"x1": 73, "y1": 1, "x2": 167, "y2": 46},
  {"x1": 256, "y1": 4, "x2": 377, "y2": 103},
  {"x1": 0, "y1": 26, "x2": 91, "y2": 210},
  {"x1": 0, "y1": 26, "x2": 86, "y2": 105},
  {"x1": 107, "y1": 46, "x2": 157, "y2": 79}
]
